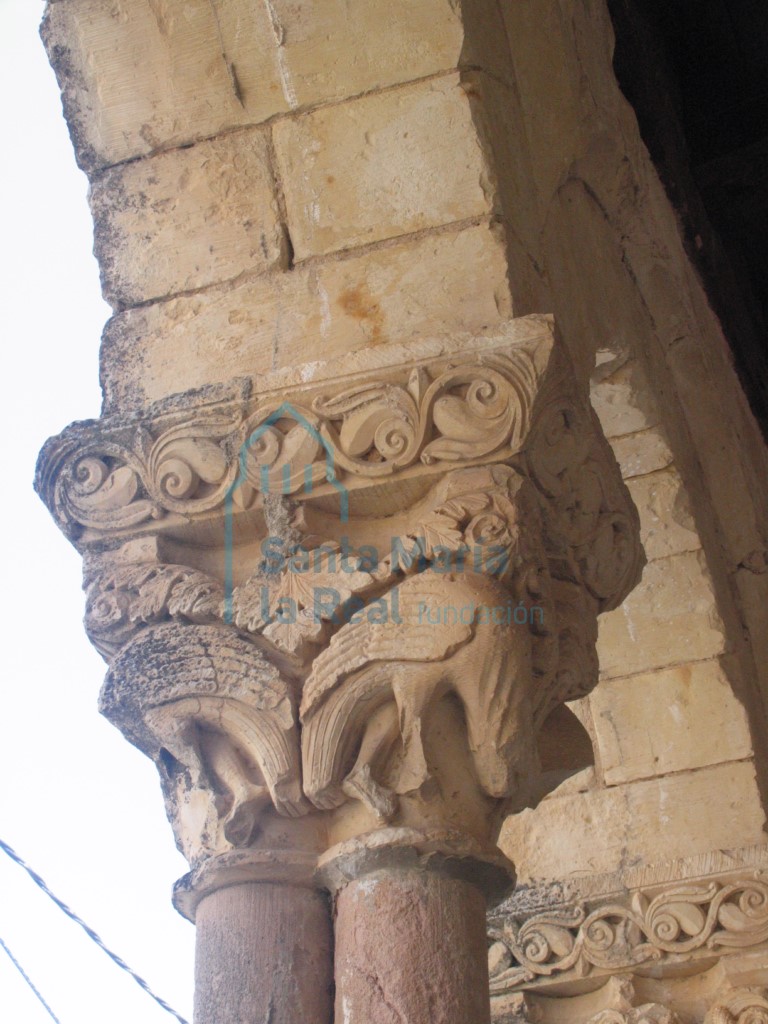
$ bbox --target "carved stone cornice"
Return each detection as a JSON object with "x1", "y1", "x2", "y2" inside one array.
[
  {"x1": 489, "y1": 868, "x2": 768, "y2": 997},
  {"x1": 36, "y1": 323, "x2": 552, "y2": 541}
]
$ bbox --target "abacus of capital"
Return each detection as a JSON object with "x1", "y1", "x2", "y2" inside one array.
[{"x1": 36, "y1": 317, "x2": 645, "y2": 1023}]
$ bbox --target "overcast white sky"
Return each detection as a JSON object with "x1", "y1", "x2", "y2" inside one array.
[{"x1": 0, "y1": 2, "x2": 195, "y2": 1021}]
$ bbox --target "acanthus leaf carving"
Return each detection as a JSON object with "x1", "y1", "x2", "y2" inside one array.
[{"x1": 84, "y1": 562, "x2": 225, "y2": 659}]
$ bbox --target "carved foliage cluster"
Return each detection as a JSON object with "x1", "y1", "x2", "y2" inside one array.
[
  {"x1": 586, "y1": 1007, "x2": 680, "y2": 1024},
  {"x1": 489, "y1": 878, "x2": 768, "y2": 991},
  {"x1": 85, "y1": 563, "x2": 225, "y2": 658}
]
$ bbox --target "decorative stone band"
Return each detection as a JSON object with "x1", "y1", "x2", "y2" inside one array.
[
  {"x1": 489, "y1": 868, "x2": 768, "y2": 997},
  {"x1": 495, "y1": 977, "x2": 768, "y2": 1024},
  {"x1": 34, "y1": 317, "x2": 635, "y2": 557}
]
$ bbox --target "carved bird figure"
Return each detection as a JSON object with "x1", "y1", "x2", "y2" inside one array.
[
  {"x1": 101, "y1": 624, "x2": 306, "y2": 854},
  {"x1": 300, "y1": 569, "x2": 537, "y2": 820}
]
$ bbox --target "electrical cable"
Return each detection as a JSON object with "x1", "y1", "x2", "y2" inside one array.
[
  {"x1": 0, "y1": 934, "x2": 62, "y2": 1023},
  {"x1": 0, "y1": 838, "x2": 189, "y2": 1024}
]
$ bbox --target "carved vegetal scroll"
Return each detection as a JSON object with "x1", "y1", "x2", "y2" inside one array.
[
  {"x1": 488, "y1": 875, "x2": 768, "y2": 992},
  {"x1": 101, "y1": 624, "x2": 305, "y2": 863},
  {"x1": 37, "y1": 348, "x2": 545, "y2": 538},
  {"x1": 705, "y1": 991, "x2": 768, "y2": 1024},
  {"x1": 33, "y1": 323, "x2": 560, "y2": 539}
]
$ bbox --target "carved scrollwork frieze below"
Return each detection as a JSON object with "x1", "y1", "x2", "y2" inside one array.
[{"x1": 489, "y1": 875, "x2": 768, "y2": 993}]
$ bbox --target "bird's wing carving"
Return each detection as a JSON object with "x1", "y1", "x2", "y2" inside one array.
[{"x1": 300, "y1": 574, "x2": 474, "y2": 719}]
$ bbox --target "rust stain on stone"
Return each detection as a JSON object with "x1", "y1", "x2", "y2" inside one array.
[{"x1": 338, "y1": 283, "x2": 385, "y2": 344}]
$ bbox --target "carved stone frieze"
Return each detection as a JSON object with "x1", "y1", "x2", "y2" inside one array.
[
  {"x1": 491, "y1": 969, "x2": 768, "y2": 1024},
  {"x1": 489, "y1": 874, "x2": 768, "y2": 995}
]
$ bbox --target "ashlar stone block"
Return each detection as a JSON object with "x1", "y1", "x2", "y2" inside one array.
[
  {"x1": 259, "y1": 0, "x2": 465, "y2": 110},
  {"x1": 499, "y1": 761, "x2": 765, "y2": 882},
  {"x1": 90, "y1": 128, "x2": 286, "y2": 308},
  {"x1": 100, "y1": 221, "x2": 513, "y2": 411},
  {"x1": 596, "y1": 550, "x2": 726, "y2": 680},
  {"x1": 43, "y1": 0, "x2": 465, "y2": 172},
  {"x1": 42, "y1": 0, "x2": 284, "y2": 171},
  {"x1": 272, "y1": 73, "x2": 497, "y2": 259},
  {"x1": 589, "y1": 659, "x2": 754, "y2": 786},
  {"x1": 610, "y1": 427, "x2": 674, "y2": 480},
  {"x1": 625, "y1": 466, "x2": 700, "y2": 562}
]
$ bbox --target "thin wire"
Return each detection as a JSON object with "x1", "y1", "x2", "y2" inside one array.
[
  {"x1": 0, "y1": 838, "x2": 189, "y2": 1024},
  {"x1": 0, "y1": 934, "x2": 62, "y2": 1023}
]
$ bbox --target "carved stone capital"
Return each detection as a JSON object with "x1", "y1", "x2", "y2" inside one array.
[
  {"x1": 37, "y1": 317, "x2": 644, "y2": 898},
  {"x1": 101, "y1": 622, "x2": 314, "y2": 865}
]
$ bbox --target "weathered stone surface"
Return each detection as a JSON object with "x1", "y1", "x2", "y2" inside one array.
[
  {"x1": 194, "y1": 882, "x2": 332, "y2": 1024},
  {"x1": 42, "y1": 0, "x2": 280, "y2": 172},
  {"x1": 99, "y1": 221, "x2": 512, "y2": 410},
  {"x1": 499, "y1": 761, "x2": 766, "y2": 882},
  {"x1": 666, "y1": 336, "x2": 768, "y2": 571},
  {"x1": 41, "y1": 319, "x2": 643, "y2": 880},
  {"x1": 257, "y1": 0, "x2": 465, "y2": 109},
  {"x1": 37, "y1": 0, "x2": 768, "y2": 1012},
  {"x1": 334, "y1": 870, "x2": 491, "y2": 1024},
  {"x1": 589, "y1": 659, "x2": 754, "y2": 786},
  {"x1": 625, "y1": 466, "x2": 700, "y2": 562},
  {"x1": 42, "y1": 0, "x2": 465, "y2": 172},
  {"x1": 590, "y1": 358, "x2": 661, "y2": 440},
  {"x1": 610, "y1": 427, "x2": 674, "y2": 479},
  {"x1": 272, "y1": 73, "x2": 496, "y2": 258},
  {"x1": 597, "y1": 551, "x2": 726, "y2": 680},
  {"x1": 90, "y1": 129, "x2": 286, "y2": 308}
]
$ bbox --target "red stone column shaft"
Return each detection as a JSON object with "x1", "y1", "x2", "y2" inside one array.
[
  {"x1": 334, "y1": 869, "x2": 491, "y2": 1024},
  {"x1": 193, "y1": 882, "x2": 333, "y2": 1024}
]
